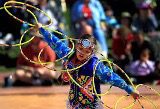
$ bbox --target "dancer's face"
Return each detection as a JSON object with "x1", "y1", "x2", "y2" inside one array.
[{"x1": 76, "y1": 43, "x2": 93, "y2": 61}]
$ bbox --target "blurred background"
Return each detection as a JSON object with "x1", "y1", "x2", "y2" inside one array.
[
  {"x1": 0, "y1": 0, "x2": 160, "y2": 108},
  {"x1": 0, "y1": 0, "x2": 160, "y2": 85}
]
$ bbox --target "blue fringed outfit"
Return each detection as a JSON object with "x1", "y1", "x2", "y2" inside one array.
[{"x1": 39, "y1": 27, "x2": 134, "y2": 109}]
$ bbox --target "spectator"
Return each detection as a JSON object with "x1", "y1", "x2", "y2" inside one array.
[
  {"x1": 105, "y1": 5, "x2": 119, "y2": 29},
  {"x1": 104, "y1": 5, "x2": 119, "y2": 38},
  {"x1": 112, "y1": 26, "x2": 134, "y2": 61},
  {"x1": 80, "y1": 22, "x2": 93, "y2": 35},
  {"x1": 149, "y1": 33, "x2": 160, "y2": 61},
  {"x1": 120, "y1": 12, "x2": 132, "y2": 30},
  {"x1": 132, "y1": 1, "x2": 158, "y2": 33},
  {"x1": 0, "y1": 33, "x2": 13, "y2": 45},
  {"x1": 48, "y1": 0, "x2": 64, "y2": 28},
  {"x1": 148, "y1": 7, "x2": 158, "y2": 29},
  {"x1": 71, "y1": 0, "x2": 108, "y2": 57},
  {"x1": 154, "y1": 60, "x2": 160, "y2": 76},
  {"x1": 112, "y1": 26, "x2": 134, "y2": 81},
  {"x1": 37, "y1": 0, "x2": 58, "y2": 30},
  {"x1": 22, "y1": 0, "x2": 38, "y2": 24},
  {"x1": 111, "y1": 11, "x2": 133, "y2": 40},
  {"x1": 4, "y1": 31, "x2": 59, "y2": 87},
  {"x1": 131, "y1": 31, "x2": 155, "y2": 61},
  {"x1": 129, "y1": 48, "x2": 155, "y2": 84}
]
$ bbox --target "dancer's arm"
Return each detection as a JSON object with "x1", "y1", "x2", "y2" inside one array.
[
  {"x1": 35, "y1": 23, "x2": 71, "y2": 58},
  {"x1": 96, "y1": 62, "x2": 139, "y2": 99}
]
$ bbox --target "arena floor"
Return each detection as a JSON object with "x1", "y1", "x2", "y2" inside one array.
[{"x1": 0, "y1": 85, "x2": 159, "y2": 109}]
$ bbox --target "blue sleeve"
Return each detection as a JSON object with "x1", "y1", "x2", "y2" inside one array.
[
  {"x1": 39, "y1": 27, "x2": 71, "y2": 58},
  {"x1": 96, "y1": 62, "x2": 134, "y2": 94}
]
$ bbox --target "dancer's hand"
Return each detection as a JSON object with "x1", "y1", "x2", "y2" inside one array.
[
  {"x1": 131, "y1": 90, "x2": 140, "y2": 100},
  {"x1": 34, "y1": 23, "x2": 42, "y2": 29},
  {"x1": 30, "y1": 23, "x2": 43, "y2": 37}
]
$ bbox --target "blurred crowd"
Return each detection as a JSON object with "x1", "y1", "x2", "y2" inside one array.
[
  {"x1": 0, "y1": 0, "x2": 64, "y2": 44},
  {"x1": 0, "y1": 0, "x2": 160, "y2": 86},
  {"x1": 69, "y1": 0, "x2": 160, "y2": 85},
  {"x1": 104, "y1": 0, "x2": 160, "y2": 84}
]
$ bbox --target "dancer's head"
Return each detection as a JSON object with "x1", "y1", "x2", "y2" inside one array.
[{"x1": 76, "y1": 34, "x2": 96, "y2": 61}]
